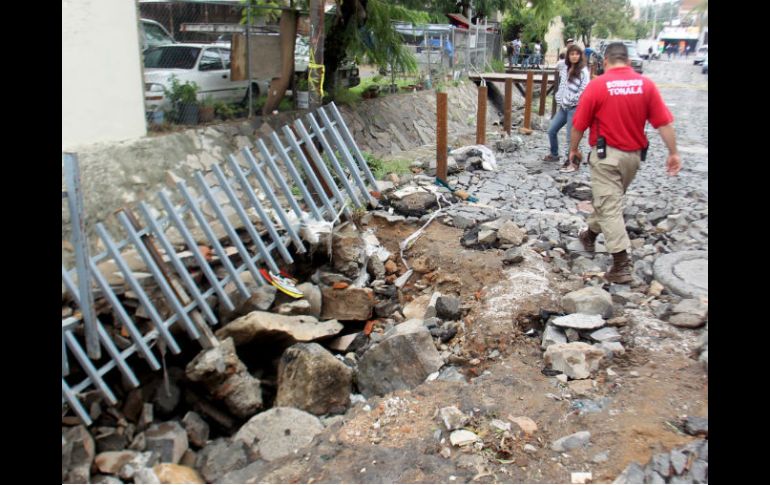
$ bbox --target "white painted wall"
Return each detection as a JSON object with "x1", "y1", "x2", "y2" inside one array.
[{"x1": 62, "y1": 0, "x2": 147, "y2": 150}]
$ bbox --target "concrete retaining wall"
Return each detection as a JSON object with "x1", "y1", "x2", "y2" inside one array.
[{"x1": 62, "y1": 81, "x2": 525, "y2": 263}]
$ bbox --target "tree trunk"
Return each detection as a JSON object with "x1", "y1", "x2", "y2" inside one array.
[
  {"x1": 324, "y1": 0, "x2": 365, "y2": 95},
  {"x1": 262, "y1": 10, "x2": 298, "y2": 115}
]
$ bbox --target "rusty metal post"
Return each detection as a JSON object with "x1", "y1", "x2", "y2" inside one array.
[
  {"x1": 552, "y1": 69, "x2": 559, "y2": 117},
  {"x1": 523, "y1": 71, "x2": 534, "y2": 130},
  {"x1": 538, "y1": 71, "x2": 548, "y2": 116},
  {"x1": 436, "y1": 91, "x2": 448, "y2": 182},
  {"x1": 476, "y1": 84, "x2": 487, "y2": 145},
  {"x1": 503, "y1": 78, "x2": 512, "y2": 135}
]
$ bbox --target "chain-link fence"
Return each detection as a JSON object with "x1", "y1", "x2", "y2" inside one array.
[
  {"x1": 139, "y1": 0, "x2": 306, "y2": 130},
  {"x1": 393, "y1": 21, "x2": 501, "y2": 83}
]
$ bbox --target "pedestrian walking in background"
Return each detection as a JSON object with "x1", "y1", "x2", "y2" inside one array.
[
  {"x1": 567, "y1": 42, "x2": 682, "y2": 283},
  {"x1": 544, "y1": 44, "x2": 590, "y2": 166}
]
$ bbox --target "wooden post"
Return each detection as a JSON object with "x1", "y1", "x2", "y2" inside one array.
[
  {"x1": 476, "y1": 84, "x2": 487, "y2": 145},
  {"x1": 523, "y1": 71, "x2": 534, "y2": 130},
  {"x1": 436, "y1": 92, "x2": 448, "y2": 182},
  {"x1": 503, "y1": 78, "x2": 512, "y2": 135},
  {"x1": 538, "y1": 71, "x2": 548, "y2": 116},
  {"x1": 551, "y1": 69, "x2": 559, "y2": 117}
]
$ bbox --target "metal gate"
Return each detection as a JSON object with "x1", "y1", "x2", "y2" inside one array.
[{"x1": 61, "y1": 103, "x2": 377, "y2": 425}]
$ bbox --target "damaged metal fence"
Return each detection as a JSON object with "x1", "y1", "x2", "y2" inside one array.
[{"x1": 61, "y1": 102, "x2": 377, "y2": 425}]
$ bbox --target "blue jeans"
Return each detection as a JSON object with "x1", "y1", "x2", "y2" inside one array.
[{"x1": 548, "y1": 106, "x2": 576, "y2": 157}]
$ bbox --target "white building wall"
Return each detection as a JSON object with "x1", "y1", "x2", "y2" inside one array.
[{"x1": 62, "y1": 0, "x2": 146, "y2": 150}]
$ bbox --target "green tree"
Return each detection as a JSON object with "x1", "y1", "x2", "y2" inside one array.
[{"x1": 562, "y1": 0, "x2": 636, "y2": 44}]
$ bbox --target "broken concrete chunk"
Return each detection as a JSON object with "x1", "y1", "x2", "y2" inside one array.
[
  {"x1": 321, "y1": 287, "x2": 375, "y2": 321},
  {"x1": 551, "y1": 431, "x2": 591, "y2": 452},
  {"x1": 503, "y1": 247, "x2": 525, "y2": 264},
  {"x1": 195, "y1": 438, "x2": 249, "y2": 483},
  {"x1": 95, "y1": 450, "x2": 139, "y2": 475},
  {"x1": 562, "y1": 287, "x2": 614, "y2": 318},
  {"x1": 497, "y1": 220, "x2": 527, "y2": 246},
  {"x1": 332, "y1": 223, "x2": 366, "y2": 278},
  {"x1": 439, "y1": 406, "x2": 469, "y2": 431},
  {"x1": 544, "y1": 342, "x2": 605, "y2": 379},
  {"x1": 63, "y1": 425, "x2": 95, "y2": 483},
  {"x1": 182, "y1": 412, "x2": 210, "y2": 449},
  {"x1": 234, "y1": 407, "x2": 324, "y2": 461},
  {"x1": 275, "y1": 343, "x2": 353, "y2": 415},
  {"x1": 217, "y1": 372, "x2": 263, "y2": 418},
  {"x1": 436, "y1": 295, "x2": 461, "y2": 320},
  {"x1": 509, "y1": 416, "x2": 538, "y2": 435},
  {"x1": 552, "y1": 313, "x2": 605, "y2": 330},
  {"x1": 144, "y1": 421, "x2": 188, "y2": 464},
  {"x1": 216, "y1": 312, "x2": 343, "y2": 345},
  {"x1": 541, "y1": 324, "x2": 567, "y2": 350},
  {"x1": 152, "y1": 463, "x2": 205, "y2": 484},
  {"x1": 449, "y1": 430, "x2": 479, "y2": 447},
  {"x1": 589, "y1": 326, "x2": 622, "y2": 342},
  {"x1": 356, "y1": 319, "x2": 444, "y2": 397}
]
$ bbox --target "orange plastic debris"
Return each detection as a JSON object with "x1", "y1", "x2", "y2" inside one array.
[{"x1": 333, "y1": 281, "x2": 350, "y2": 289}]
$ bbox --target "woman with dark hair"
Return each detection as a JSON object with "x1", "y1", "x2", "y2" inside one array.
[{"x1": 543, "y1": 44, "x2": 590, "y2": 171}]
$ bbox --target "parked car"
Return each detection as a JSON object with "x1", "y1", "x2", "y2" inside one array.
[
  {"x1": 143, "y1": 43, "x2": 269, "y2": 115},
  {"x1": 140, "y1": 18, "x2": 175, "y2": 52},
  {"x1": 702, "y1": 53, "x2": 708, "y2": 74},
  {"x1": 595, "y1": 41, "x2": 643, "y2": 75},
  {"x1": 637, "y1": 38, "x2": 660, "y2": 60},
  {"x1": 693, "y1": 45, "x2": 708, "y2": 65}
]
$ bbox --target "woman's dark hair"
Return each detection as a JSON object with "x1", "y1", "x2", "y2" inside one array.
[{"x1": 566, "y1": 44, "x2": 586, "y2": 81}]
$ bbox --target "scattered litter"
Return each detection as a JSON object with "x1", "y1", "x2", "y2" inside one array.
[{"x1": 449, "y1": 145, "x2": 498, "y2": 171}]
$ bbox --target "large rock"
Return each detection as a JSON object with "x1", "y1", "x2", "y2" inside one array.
[
  {"x1": 234, "y1": 407, "x2": 324, "y2": 461},
  {"x1": 497, "y1": 220, "x2": 527, "y2": 246},
  {"x1": 321, "y1": 287, "x2": 375, "y2": 320},
  {"x1": 541, "y1": 324, "x2": 567, "y2": 350},
  {"x1": 332, "y1": 223, "x2": 366, "y2": 278},
  {"x1": 562, "y1": 287, "x2": 614, "y2": 318},
  {"x1": 219, "y1": 278, "x2": 277, "y2": 324},
  {"x1": 543, "y1": 342, "x2": 605, "y2": 379},
  {"x1": 436, "y1": 295, "x2": 461, "y2": 320},
  {"x1": 95, "y1": 451, "x2": 139, "y2": 475},
  {"x1": 185, "y1": 337, "x2": 264, "y2": 417},
  {"x1": 551, "y1": 431, "x2": 591, "y2": 451},
  {"x1": 275, "y1": 343, "x2": 353, "y2": 415},
  {"x1": 182, "y1": 411, "x2": 209, "y2": 448},
  {"x1": 669, "y1": 299, "x2": 708, "y2": 328},
  {"x1": 152, "y1": 464, "x2": 205, "y2": 484},
  {"x1": 356, "y1": 319, "x2": 444, "y2": 397},
  {"x1": 63, "y1": 425, "x2": 95, "y2": 483},
  {"x1": 195, "y1": 439, "x2": 250, "y2": 483},
  {"x1": 216, "y1": 312, "x2": 343, "y2": 345},
  {"x1": 144, "y1": 421, "x2": 188, "y2": 464},
  {"x1": 614, "y1": 462, "x2": 646, "y2": 484},
  {"x1": 552, "y1": 313, "x2": 605, "y2": 330},
  {"x1": 219, "y1": 372, "x2": 264, "y2": 418},
  {"x1": 390, "y1": 192, "x2": 438, "y2": 215}
]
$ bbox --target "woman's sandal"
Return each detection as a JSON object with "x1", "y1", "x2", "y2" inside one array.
[{"x1": 543, "y1": 154, "x2": 560, "y2": 162}]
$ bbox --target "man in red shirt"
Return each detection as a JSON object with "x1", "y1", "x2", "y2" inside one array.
[{"x1": 567, "y1": 42, "x2": 682, "y2": 284}]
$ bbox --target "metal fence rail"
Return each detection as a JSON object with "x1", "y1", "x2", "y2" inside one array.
[{"x1": 61, "y1": 102, "x2": 376, "y2": 425}]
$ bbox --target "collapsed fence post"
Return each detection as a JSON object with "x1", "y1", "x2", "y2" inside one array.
[
  {"x1": 63, "y1": 152, "x2": 99, "y2": 360},
  {"x1": 539, "y1": 70, "x2": 548, "y2": 116},
  {"x1": 436, "y1": 91, "x2": 448, "y2": 182},
  {"x1": 523, "y1": 71, "x2": 534, "y2": 131},
  {"x1": 504, "y1": 78, "x2": 513, "y2": 135},
  {"x1": 476, "y1": 83, "x2": 487, "y2": 145}
]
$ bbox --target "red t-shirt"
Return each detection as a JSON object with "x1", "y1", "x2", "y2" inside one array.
[{"x1": 572, "y1": 66, "x2": 674, "y2": 151}]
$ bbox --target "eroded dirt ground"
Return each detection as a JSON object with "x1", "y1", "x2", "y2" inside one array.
[{"x1": 223, "y1": 59, "x2": 708, "y2": 484}]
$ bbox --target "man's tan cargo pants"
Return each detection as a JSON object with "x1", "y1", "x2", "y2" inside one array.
[{"x1": 586, "y1": 146, "x2": 641, "y2": 254}]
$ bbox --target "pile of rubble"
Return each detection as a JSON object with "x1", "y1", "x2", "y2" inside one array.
[{"x1": 615, "y1": 416, "x2": 708, "y2": 483}]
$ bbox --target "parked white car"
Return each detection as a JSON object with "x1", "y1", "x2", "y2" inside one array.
[
  {"x1": 140, "y1": 18, "x2": 175, "y2": 51},
  {"x1": 144, "y1": 43, "x2": 269, "y2": 114},
  {"x1": 693, "y1": 45, "x2": 708, "y2": 65}
]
